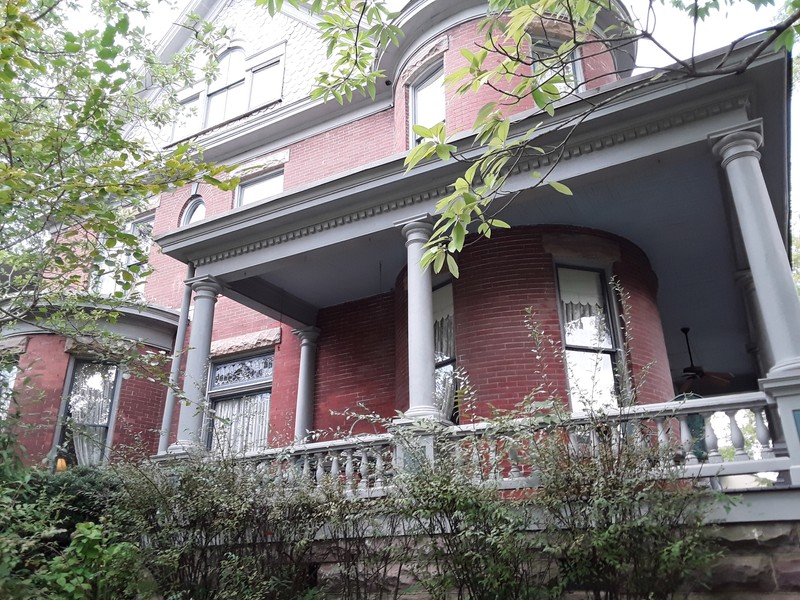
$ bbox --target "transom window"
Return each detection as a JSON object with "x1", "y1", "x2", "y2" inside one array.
[
  {"x1": 207, "y1": 353, "x2": 273, "y2": 453},
  {"x1": 556, "y1": 267, "x2": 618, "y2": 412},
  {"x1": 410, "y1": 64, "x2": 445, "y2": 145},
  {"x1": 59, "y1": 361, "x2": 119, "y2": 467},
  {"x1": 237, "y1": 171, "x2": 284, "y2": 207}
]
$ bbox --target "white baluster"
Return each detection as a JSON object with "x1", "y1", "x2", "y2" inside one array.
[
  {"x1": 726, "y1": 410, "x2": 749, "y2": 461},
  {"x1": 679, "y1": 415, "x2": 698, "y2": 464},
  {"x1": 703, "y1": 412, "x2": 722, "y2": 463},
  {"x1": 316, "y1": 453, "x2": 325, "y2": 483},
  {"x1": 753, "y1": 408, "x2": 774, "y2": 459},
  {"x1": 655, "y1": 416, "x2": 668, "y2": 450},
  {"x1": 488, "y1": 441, "x2": 499, "y2": 481},
  {"x1": 302, "y1": 454, "x2": 311, "y2": 479},
  {"x1": 359, "y1": 449, "x2": 370, "y2": 492},
  {"x1": 331, "y1": 452, "x2": 341, "y2": 483},
  {"x1": 345, "y1": 449, "x2": 354, "y2": 489},
  {"x1": 508, "y1": 446, "x2": 522, "y2": 479},
  {"x1": 470, "y1": 438, "x2": 481, "y2": 481},
  {"x1": 375, "y1": 450, "x2": 385, "y2": 488}
]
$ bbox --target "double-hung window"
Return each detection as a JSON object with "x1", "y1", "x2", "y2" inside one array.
[
  {"x1": 410, "y1": 64, "x2": 445, "y2": 146},
  {"x1": 556, "y1": 267, "x2": 619, "y2": 412},
  {"x1": 207, "y1": 353, "x2": 273, "y2": 453},
  {"x1": 205, "y1": 49, "x2": 246, "y2": 128},
  {"x1": 60, "y1": 360, "x2": 120, "y2": 466},
  {"x1": 433, "y1": 283, "x2": 457, "y2": 422}
]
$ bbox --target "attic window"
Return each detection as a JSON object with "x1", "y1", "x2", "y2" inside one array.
[{"x1": 205, "y1": 49, "x2": 246, "y2": 128}]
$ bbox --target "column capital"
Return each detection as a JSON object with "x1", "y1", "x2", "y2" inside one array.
[
  {"x1": 292, "y1": 326, "x2": 320, "y2": 346},
  {"x1": 187, "y1": 275, "x2": 222, "y2": 297},
  {"x1": 709, "y1": 120, "x2": 764, "y2": 167}
]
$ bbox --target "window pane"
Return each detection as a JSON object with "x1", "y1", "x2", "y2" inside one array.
[
  {"x1": 565, "y1": 350, "x2": 616, "y2": 413},
  {"x1": 558, "y1": 268, "x2": 613, "y2": 349},
  {"x1": 183, "y1": 199, "x2": 206, "y2": 225},
  {"x1": 413, "y1": 67, "x2": 445, "y2": 130},
  {"x1": 250, "y1": 62, "x2": 282, "y2": 108},
  {"x1": 205, "y1": 89, "x2": 227, "y2": 127},
  {"x1": 238, "y1": 172, "x2": 284, "y2": 206},
  {"x1": 433, "y1": 283, "x2": 454, "y2": 365},
  {"x1": 210, "y1": 392, "x2": 270, "y2": 453},
  {"x1": 65, "y1": 362, "x2": 118, "y2": 466},
  {"x1": 217, "y1": 49, "x2": 245, "y2": 88}
]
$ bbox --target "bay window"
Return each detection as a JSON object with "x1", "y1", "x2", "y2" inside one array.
[
  {"x1": 207, "y1": 352, "x2": 273, "y2": 453},
  {"x1": 556, "y1": 266, "x2": 619, "y2": 412}
]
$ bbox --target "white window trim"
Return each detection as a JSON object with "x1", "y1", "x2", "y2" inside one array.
[
  {"x1": 555, "y1": 264, "x2": 624, "y2": 414},
  {"x1": 181, "y1": 196, "x2": 206, "y2": 226}
]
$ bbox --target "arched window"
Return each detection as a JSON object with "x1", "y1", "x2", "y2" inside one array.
[
  {"x1": 182, "y1": 196, "x2": 206, "y2": 225},
  {"x1": 410, "y1": 64, "x2": 445, "y2": 145}
]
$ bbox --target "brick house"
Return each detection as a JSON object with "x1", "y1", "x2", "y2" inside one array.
[{"x1": 4, "y1": 0, "x2": 800, "y2": 535}]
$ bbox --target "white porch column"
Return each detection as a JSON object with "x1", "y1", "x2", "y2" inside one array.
[
  {"x1": 293, "y1": 327, "x2": 319, "y2": 443},
  {"x1": 169, "y1": 277, "x2": 221, "y2": 453},
  {"x1": 711, "y1": 124, "x2": 800, "y2": 376},
  {"x1": 401, "y1": 220, "x2": 439, "y2": 419}
]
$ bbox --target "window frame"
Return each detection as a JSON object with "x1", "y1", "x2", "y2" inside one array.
[
  {"x1": 92, "y1": 214, "x2": 154, "y2": 298},
  {"x1": 181, "y1": 196, "x2": 206, "y2": 226},
  {"x1": 555, "y1": 265, "x2": 622, "y2": 413},
  {"x1": 409, "y1": 62, "x2": 445, "y2": 147},
  {"x1": 235, "y1": 170, "x2": 285, "y2": 208},
  {"x1": 528, "y1": 40, "x2": 583, "y2": 96},
  {"x1": 56, "y1": 358, "x2": 122, "y2": 467},
  {"x1": 206, "y1": 351, "x2": 274, "y2": 454}
]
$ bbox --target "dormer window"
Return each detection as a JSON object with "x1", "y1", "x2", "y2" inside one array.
[
  {"x1": 206, "y1": 49, "x2": 246, "y2": 128},
  {"x1": 170, "y1": 44, "x2": 285, "y2": 142},
  {"x1": 410, "y1": 64, "x2": 445, "y2": 145}
]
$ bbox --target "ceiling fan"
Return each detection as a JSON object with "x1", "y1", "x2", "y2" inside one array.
[{"x1": 678, "y1": 327, "x2": 734, "y2": 394}]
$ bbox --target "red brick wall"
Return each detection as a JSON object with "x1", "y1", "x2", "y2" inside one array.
[
  {"x1": 314, "y1": 293, "x2": 396, "y2": 437},
  {"x1": 111, "y1": 359, "x2": 170, "y2": 460},
  {"x1": 12, "y1": 335, "x2": 70, "y2": 465},
  {"x1": 270, "y1": 324, "x2": 301, "y2": 446},
  {"x1": 454, "y1": 229, "x2": 567, "y2": 418},
  {"x1": 388, "y1": 226, "x2": 672, "y2": 422}
]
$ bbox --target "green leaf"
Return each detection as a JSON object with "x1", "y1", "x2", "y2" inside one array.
[{"x1": 548, "y1": 180, "x2": 572, "y2": 195}]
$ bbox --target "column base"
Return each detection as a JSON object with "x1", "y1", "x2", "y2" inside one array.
[
  {"x1": 768, "y1": 357, "x2": 800, "y2": 378},
  {"x1": 166, "y1": 440, "x2": 206, "y2": 455},
  {"x1": 401, "y1": 405, "x2": 447, "y2": 421}
]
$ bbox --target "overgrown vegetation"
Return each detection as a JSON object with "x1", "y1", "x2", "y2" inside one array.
[{"x1": 1, "y1": 400, "x2": 722, "y2": 599}]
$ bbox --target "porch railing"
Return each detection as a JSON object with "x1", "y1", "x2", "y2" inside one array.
[{"x1": 240, "y1": 391, "x2": 788, "y2": 493}]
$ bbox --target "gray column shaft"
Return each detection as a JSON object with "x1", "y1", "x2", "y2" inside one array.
[
  {"x1": 172, "y1": 279, "x2": 220, "y2": 450},
  {"x1": 293, "y1": 328, "x2": 319, "y2": 443},
  {"x1": 402, "y1": 221, "x2": 438, "y2": 418},
  {"x1": 713, "y1": 131, "x2": 800, "y2": 375}
]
